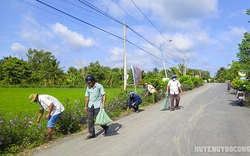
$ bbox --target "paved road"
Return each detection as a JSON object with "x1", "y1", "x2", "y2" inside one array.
[{"x1": 29, "y1": 83, "x2": 250, "y2": 156}]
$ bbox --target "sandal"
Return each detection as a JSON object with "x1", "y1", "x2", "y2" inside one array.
[{"x1": 85, "y1": 135, "x2": 95, "y2": 140}]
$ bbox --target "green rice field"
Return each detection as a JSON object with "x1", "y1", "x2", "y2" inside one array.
[{"x1": 0, "y1": 87, "x2": 130, "y2": 116}]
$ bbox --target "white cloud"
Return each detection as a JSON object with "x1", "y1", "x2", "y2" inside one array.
[
  {"x1": 105, "y1": 46, "x2": 159, "y2": 71},
  {"x1": 51, "y1": 23, "x2": 96, "y2": 51},
  {"x1": 10, "y1": 42, "x2": 27, "y2": 58},
  {"x1": 113, "y1": 0, "x2": 219, "y2": 30},
  {"x1": 11, "y1": 42, "x2": 26, "y2": 52},
  {"x1": 20, "y1": 13, "x2": 53, "y2": 48},
  {"x1": 170, "y1": 34, "x2": 194, "y2": 52},
  {"x1": 106, "y1": 47, "x2": 124, "y2": 68},
  {"x1": 217, "y1": 26, "x2": 247, "y2": 43}
]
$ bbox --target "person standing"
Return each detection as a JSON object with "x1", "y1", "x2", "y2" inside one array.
[
  {"x1": 227, "y1": 80, "x2": 231, "y2": 92},
  {"x1": 29, "y1": 93, "x2": 65, "y2": 141},
  {"x1": 84, "y1": 74, "x2": 109, "y2": 140},
  {"x1": 127, "y1": 91, "x2": 142, "y2": 113},
  {"x1": 166, "y1": 74, "x2": 183, "y2": 111},
  {"x1": 144, "y1": 83, "x2": 157, "y2": 103}
]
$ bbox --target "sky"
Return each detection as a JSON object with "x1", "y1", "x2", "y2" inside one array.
[{"x1": 0, "y1": 0, "x2": 250, "y2": 77}]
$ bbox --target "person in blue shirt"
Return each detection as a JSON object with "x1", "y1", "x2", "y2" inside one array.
[
  {"x1": 127, "y1": 91, "x2": 142, "y2": 113},
  {"x1": 84, "y1": 74, "x2": 109, "y2": 140}
]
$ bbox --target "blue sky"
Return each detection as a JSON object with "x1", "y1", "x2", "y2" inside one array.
[{"x1": 0, "y1": 0, "x2": 249, "y2": 77}]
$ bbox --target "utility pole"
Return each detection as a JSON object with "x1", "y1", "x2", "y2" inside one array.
[
  {"x1": 159, "y1": 40, "x2": 172, "y2": 79},
  {"x1": 183, "y1": 53, "x2": 187, "y2": 76},
  {"x1": 123, "y1": 23, "x2": 127, "y2": 91}
]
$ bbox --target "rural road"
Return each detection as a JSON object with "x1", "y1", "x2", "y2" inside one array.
[{"x1": 29, "y1": 83, "x2": 250, "y2": 156}]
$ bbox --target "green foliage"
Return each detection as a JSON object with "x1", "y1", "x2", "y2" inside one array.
[
  {"x1": 231, "y1": 78, "x2": 249, "y2": 90},
  {"x1": 27, "y1": 49, "x2": 65, "y2": 86},
  {"x1": 178, "y1": 75, "x2": 189, "y2": 83},
  {"x1": 0, "y1": 112, "x2": 47, "y2": 154},
  {"x1": 84, "y1": 61, "x2": 106, "y2": 83},
  {"x1": 0, "y1": 48, "x2": 212, "y2": 88},
  {"x1": 66, "y1": 66, "x2": 84, "y2": 86},
  {"x1": 105, "y1": 90, "x2": 129, "y2": 118},
  {"x1": 143, "y1": 78, "x2": 162, "y2": 91},
  {"x1": 177, "y1": 76, "x2": 203, "y2": 90},
  {"x1": 57, "y1": 98, "x2": 86, "y2": 135},
  {"x1": 0, "y1": 56, "x2": 31, "y2": 85},
  {"x1": 181, "y1": 79, "x2": 194, "y2": 90},
  {"x1": 191, "y1": 77, "x2": 204, "y2": 87}
]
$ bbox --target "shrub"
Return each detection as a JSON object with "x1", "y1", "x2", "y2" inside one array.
[
  {"x1": 191, "y1": 77, "x2": 204, "y2": 88},
  {"x1": 0, "y1": 112, "x2": 47, "y2": 154},
  {"x1": 179, "y1": 76, "x2": 190, "y2": 83},
  {"x1": 182, "y1": 79, "x2": 194, "y2": 90},
  {"x1": 231, "y1": 78, "x2": 249, "y2": 90},
  {"x1": 57, "y1": 98, "x2": 86, "y2": 135}
]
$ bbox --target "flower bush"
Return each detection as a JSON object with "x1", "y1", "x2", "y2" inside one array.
[{"x1": 0, "y1": 112, "x2": 47, "y2": 154}]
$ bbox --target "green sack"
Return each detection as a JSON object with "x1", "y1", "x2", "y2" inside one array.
[
  {"x1": 95, "y1": 108, "x2": 112, "y2": 125},
  {"x1": 160, "y1": 93, "x2": 170, "y2": 111}
]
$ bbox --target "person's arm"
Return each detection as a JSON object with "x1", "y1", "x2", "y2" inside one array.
[
  {"x1": 36, "y1": 109, "x2": 44, "y2": 124},
  {"x1": 179, "y1": 86, "x2": 183, "y2": 94},
  {"x1": 127, "y1": 98, "x2": 132, "y2": 110},
  {"x1": 85, "y1": 97, "x2": 89, "y2": 112},
  {"x1": 102, "y1": 94, "x2": 106, "y2": 108},
  {"x1": 45, "y1": 103, "x2": 54, "y2": 119},
  {"x1": 145, "y1": 90, "x2": 149, "y2": 96},
  {"x1": 166, "y1": 86, "x2": 169, "y2": 94}
]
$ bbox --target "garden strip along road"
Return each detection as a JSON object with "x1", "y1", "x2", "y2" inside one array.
[{"x1": 24, "y1": 83, "x2": 250, "y2": 156}]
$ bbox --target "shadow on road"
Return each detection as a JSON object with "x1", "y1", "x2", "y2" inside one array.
[
  {"x1": 228, "y1": 100, "x2": 246, "y2": 107},
  {"x1": 97, "y1": 123, "x2": 123, "y2": 137}
]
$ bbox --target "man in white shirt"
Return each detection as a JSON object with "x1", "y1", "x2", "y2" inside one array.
[
  {"x1": 29, "y1": 93, "x2": 65, "y2": 140},
  {"x1": 166, "y1": 74, "x2": 183, "y2": 111}
]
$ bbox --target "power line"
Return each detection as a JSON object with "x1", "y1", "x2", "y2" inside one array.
[
  {"x1": 35, "y1": 0, "x2": 163, "y2": 61},
  {"x1": 131, "y1": 0, "x2": 169, "y2": 42},
  {"x1": 77, "y1": 0, "x2": 159, "y2": 50},
  {"x1": 130, "y1": 0, "x2": 185, "y2": 61},
  {"x1": 78, "y1": 0, "x2": 123, "y2": 25},
  {"x1": 110, "y1": 0, "x2": 182, "y2": 63},
  {"x1": 25, "y1": 0, "x2": 182, "y2": 66},
  {"x1": 111, "y1": 0, "x2": 160, "y2": 43}
]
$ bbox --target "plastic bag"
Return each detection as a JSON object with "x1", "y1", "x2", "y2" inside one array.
[
  {"x1": 95, "y1": 108, "x2": 112, "y2": 125},
  {"x1": 160, "y1": 93, "x2": 170, "y2": 111}
]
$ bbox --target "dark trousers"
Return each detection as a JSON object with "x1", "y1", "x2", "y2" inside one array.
[
  {"x1": 129, "y1": 102, "x2": 141, "y2": 112},
  {"x1": 169, "y1": 94, "x2": 180, "y2": 110},
  {"x1": 87, "y1": 105, "x2": 108, "y2": 136}
]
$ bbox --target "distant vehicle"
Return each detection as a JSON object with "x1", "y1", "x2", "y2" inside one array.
[{"x1": 236, "y1": 85, "x2": 245, "y2": 106}]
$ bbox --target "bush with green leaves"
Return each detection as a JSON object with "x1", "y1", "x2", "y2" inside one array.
[
  {"x1": 105, "y1": 90, "x2": 129, "y2": 118},
  {"x1": 57, "y1": 98, "x2": 86, "y2": 135},
  {"x1": 0, "y1": 112, "x2": 47, "y2": 154},
  {"x1": 191, "y1": 77, "x2": 204, "y2": 88},
  {"x1": 231, "y1": 78, "x2": 249, "y2": 90},
  {"x1": 179, "y1": 76, "x2": 190, "y2": 83},
  {"x1": 181, "y1": 79, "x2": 194, "y2": 90}
]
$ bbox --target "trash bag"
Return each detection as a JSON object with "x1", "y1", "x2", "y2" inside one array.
[
  {"x1": 95, "y1": 108, "x2": 112, "y2": 125},
  {"x1": 160, "y1": 93, "x2": 170, "y2": 111}
]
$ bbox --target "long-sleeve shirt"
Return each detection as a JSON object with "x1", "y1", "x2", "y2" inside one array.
[{"x1": 128, "y1": 94, "x2": 142, "y2": 106}]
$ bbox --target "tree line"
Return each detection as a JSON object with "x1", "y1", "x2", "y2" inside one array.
[{"x1": 0, "y1": 48, "x2": 210, "y2": 88}]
